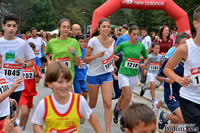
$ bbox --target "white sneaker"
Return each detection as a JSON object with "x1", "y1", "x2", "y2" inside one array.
[
  {"x1": 153, "y1": 101, "x2": 159, "y2": 116},
  {"x1": 153, "y1": 106, "x2": 159, "y2": 116}
]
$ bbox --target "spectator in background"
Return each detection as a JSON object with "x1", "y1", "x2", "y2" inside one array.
[
  {"x1": 121, "y1": 24, "x2": 128, "y2": 35},
  {"x1": 21, "y1": 34, "x2": 26, "y2": 41},
  {"x1": 25, "y1": 31, "x2": 31, "y2": 40},
  {"x1": 0, "y1": 30, "x2": 3, "y2": 38},
  {"x1": 148, "y1": 25, "x2": 173, "y2": 58},
  {"x1": 170, "y1": 25, "x2": 178, "y2": 46},
  {"x1": 150, "y1": 31, "x2": 157, "y2": 42},
  {"x1": 140, "y1": 27, "x2": 152, "y2": 50},
  {"x1": 71, "y1": 24, "x2": 82, "y2": 38}
]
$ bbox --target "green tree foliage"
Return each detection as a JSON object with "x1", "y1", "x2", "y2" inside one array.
[
  {"x1": 0, "y1": 0, "x2": 199, "y2": 35},
  {"x1": 25, "y1": 0, "x2": 57, "y2": 33}
]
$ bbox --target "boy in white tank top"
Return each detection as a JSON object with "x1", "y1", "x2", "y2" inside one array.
[{"x1": 164, "y1": 6, "x2": 200, "y2": 132}]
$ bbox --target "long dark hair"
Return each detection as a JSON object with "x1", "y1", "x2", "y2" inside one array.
[
  {"x1": 91, "y1": 18, "x2": 111, "y2": 38},
  {"x1": 158, "y1": 25, "x2": 170, "y2": 39},
  {"x1": 57, "y1": 19, "x2": 71, "y2": 37}
]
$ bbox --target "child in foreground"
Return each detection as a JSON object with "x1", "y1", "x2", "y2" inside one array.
[
  {"x1": 31, "y1": 62, "x2": 102, "y2": 133},
  {"x1": 125, "y1": 102, "x2": 156, "y2": 133}
]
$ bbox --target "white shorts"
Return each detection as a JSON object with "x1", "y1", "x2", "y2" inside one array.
[
  {"x1": 118, "y1": 73, "x2": 137, "y2": 92},
  {"x1": 147, "y1": 73, "x2": 157, "y2": 82}
]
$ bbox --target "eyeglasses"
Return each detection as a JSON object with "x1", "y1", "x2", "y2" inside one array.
[{"x1": 172, "y1": 29, "x2": 177, "y2": 31}]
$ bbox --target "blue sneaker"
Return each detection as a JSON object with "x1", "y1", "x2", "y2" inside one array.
[{"x1": 158, "y1": 110, "x2": 168, "y2": 130}]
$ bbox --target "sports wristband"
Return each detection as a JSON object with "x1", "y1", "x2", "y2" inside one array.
[
  {"x1": 73, "y1": 50, "x2": 77, "y2": 56},
  {"x1": 144, "y1": 63, "x2": 147, "y2": 67},
  {"x1": 35, "y1": 73, "x2": 39, "y2": 77},
  {"x1": 23, "y1": 63, "x2": 27, "y2": 68},
  {"x1": 163, "y1": 78, "x2": 166, "y2": 83}
]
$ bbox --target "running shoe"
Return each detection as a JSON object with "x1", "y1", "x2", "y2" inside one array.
[
  {"x1": 120, "y1": 119, "x2": 125, "y2": 132},
  {"x1": 140, "y1": 85, "x2": 146, "y2": 97},
  {"x1": 113, "y1": 108, "x2": 119, "y2": 124},
  {"x1": 158, "y1": 110, "x2": 168, "y2": 130}
]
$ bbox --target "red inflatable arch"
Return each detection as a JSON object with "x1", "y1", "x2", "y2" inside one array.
[{"x1": 91, "y1": 0, "x2": 191, "y2": 36}]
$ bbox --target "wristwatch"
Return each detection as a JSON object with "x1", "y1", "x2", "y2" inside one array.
[{"x1": 23, "y1": 63, "x2": 27, "y2": 68}]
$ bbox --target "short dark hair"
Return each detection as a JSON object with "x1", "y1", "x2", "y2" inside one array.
[
  {"x1": 31, "y1": 27, "x2": 37, "y2": 33},
  {"x1": 128, "y1": 25, "x2": 140, "y2": 34},
  {"x1": 128, "y1": 21, "x2": 137, "y2": 28},
  {"x1": 175, "y1": 32, "x2": 189, "y2": 44},
  {"x1": 151, "y1": 42, "x2": 160, "y2": 48},
  {"x1": 3, "y1": 13, "x2": 18, "y2": 25},
  {"x1": 194, "y1": 6, "x2": 200, "y2": 21},
  {"x1": 44, "y1": 62, "x2": 72, "y2": 88},
  {"x1": 28, "y1": 42, "x2": 36, "y2": 50},
  {"x1": 125, "y1": 102, "x2": 156, "y2": 131},
  {"x1": 171, "y1": 25, "x2": 177, "y2": 31},
  {"x1": 122, "y1": 24, "x2": 128, "y2": 30},
  {"x1": 75, "y1": 34, "x2": 85, "y2": 41},
  {"x1": 141, "y1": 27, "x2": 147, "y2": 31}
]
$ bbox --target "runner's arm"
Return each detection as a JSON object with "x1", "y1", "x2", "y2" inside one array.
[
  {"x1": 45, "y1": 54, "x2": 52, "y2": 64},
  {"x1": 25, "y1": 59, "x2": 34, "y2": 68},
  {"x1": 0, "y1": 77, "x2": 23, "y2": 103},
  {"x1": 156, "y1": 75, "x2": 174, "y2": 84},
  {"x1": 73, "y1": 54, "x2": 81, "y2": 66},
  {"x1": 33, "y1": 124, "x2": 44, "y2": 133},
  {"x1": 164, "y1": 44, "x2": 192, "y2": 87},
  {"x1": 84, "y1": 47, "x2": 105, "y2": 63},
  {"x1": 88, "y1": 112, "x2": 103, "y2": 133}
]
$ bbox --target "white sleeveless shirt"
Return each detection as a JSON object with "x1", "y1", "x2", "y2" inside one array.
[{"x1": 180, "y1": 38, "x2": 200, "y2": 104}]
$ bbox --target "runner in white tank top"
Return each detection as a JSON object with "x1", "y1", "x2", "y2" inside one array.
[{"x1": 164, "y1": 6, "x2": 200, "y2": 130}]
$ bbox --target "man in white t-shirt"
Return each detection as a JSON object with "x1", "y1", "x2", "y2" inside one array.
[
  {"x1": 27, "y1": 27, "x2": 44, "y2": 59},
  {"x1": 0, "y1": 13, "x2": 35, "y2": 106},
  {"x1": 141, "y1": 27, "x2": 152, "y2": 50}
]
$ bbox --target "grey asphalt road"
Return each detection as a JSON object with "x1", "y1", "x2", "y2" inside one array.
[{"x1": 24, "y1": 74, "x2": 169, "y2": 133}]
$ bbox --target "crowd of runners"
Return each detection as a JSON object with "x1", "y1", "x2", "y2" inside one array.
[{"x1": 0, "y1": 5, "x2": 200, "y2": 133}]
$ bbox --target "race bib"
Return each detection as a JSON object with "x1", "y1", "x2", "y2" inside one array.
[
  {"x1": 149, "y1": 63, "x2": 159, "y2": 71},
  {"x1": 78, "y1": 60, "x2": 87, "y2": 69},
  {"x1": 161, "y1": 52, "x2": 167, "y2": 58},
  {"x1": 0, "y1": 79, "x2": 9, "y2": 94},
  {"x1": 125, "y1": 57, "x2": 139, "y2": 69},
  {"x1": 23, "y1": 68, "x2": 34, "y2": 79},
  {"x1": 50, "y1": 125, "x2": 77, "y2": 133},
  {"x1": 3, "y1": 63, "x2": 22, "y2": 77},
  {"x1": 191, "y1": 67, "x2": 200, "y2": 86},
  {"x1": 5, "y1": 51, "x2": 15, "y2": 62},
  {"x1": 102, "y1": 55, "x2": 114, "y2": 71},
  {"x1": 34, "y1": 50, "x2": 40, "y2": 56},
  {"x1": 54, "y1": 57, "x2": 71, "y2": 68}
]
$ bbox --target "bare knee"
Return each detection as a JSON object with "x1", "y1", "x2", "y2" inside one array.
[
  {"x1": 89, "y1": 102, "x2": 96, "y2": 108},
  {"x1": 123, "y1": 93, "x2": 131, "y2": 102},
  {"x1": 103, "y1": 100, "x2": 112, "y2": 109}
]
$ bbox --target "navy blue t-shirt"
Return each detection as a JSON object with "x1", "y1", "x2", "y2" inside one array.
[
  {"x1": 158, "y1": 58, "x2": 184, "y2": 98},
  {"x1": 74, "y1": 48, "x2": 88, "y2": 81}
]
